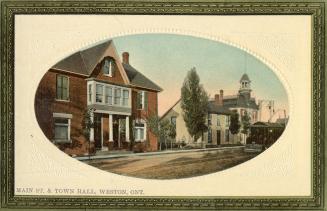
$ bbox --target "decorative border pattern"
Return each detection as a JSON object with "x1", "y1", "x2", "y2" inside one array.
[{"x1": 0, "y1": 1, "x2": 325, "y2": 210}]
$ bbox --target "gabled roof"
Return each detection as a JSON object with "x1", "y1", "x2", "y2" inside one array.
[
  {"x1": 240, "y1": 73, "x2": 250, "y2": 82},
  {"x1": 160, "y1": 99, "x2": 181, "y2": 120},
  {"x1": 123, "y1": 63, "x2": 162, "y2": 92},
  {"x1": 51, "y1": 40, "x2": 162, "y2": 91},
  {"x1": 208, "y1": 101, "x2": 232, "y2": 115},
  {"x1": 52, "y1": 41, "x2": 112, "y2": 76}
]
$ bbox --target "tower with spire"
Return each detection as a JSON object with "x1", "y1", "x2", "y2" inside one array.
[{"x1": 239, "y1": 73, "x2": 252, "y2": 101}]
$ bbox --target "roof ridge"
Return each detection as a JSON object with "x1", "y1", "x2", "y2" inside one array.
[{"x1": 79, "y1": 51, "x2": 88, "y2": 74}]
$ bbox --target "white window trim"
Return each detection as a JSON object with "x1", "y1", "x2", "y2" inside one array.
[
  {"x1": 53, "y1": 113, "x2": 72, "y2": 144},
  {"x1": 88, "y1": 80, "x2": 130, "y2": 107},
  {"x1": 103, "y1": 59, "x2": 113, "y2": 77},
  {"x1": 95, "y1": 84, "x2": 104, "y2": 103},
  {"x1": 88, "y1": 83, "x2": 92, "y2": 104},
  {"x1": 134, "y1": 119, "x2": 147, "y2": 142},
  {"x1": 114, "y1": 88, "x2": 122, "y2": 106},
  {"x1": 122, "y1": 90, "x2": 129, "y2": 107},
  {"x1": 105, "y1": 86, "x2": 113, "y2": 105},
  {"x1": 137, "y1": 91, "x2": 145, "y2": 110}
]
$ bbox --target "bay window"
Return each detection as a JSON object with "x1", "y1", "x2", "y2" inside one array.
[
  {"x1": 122, "y1": 90, "x2": 129, "y2": 106},
  {"x1": 96, "y1": 84, "x2": 104, "y2": 103},
  {"x1": 88, "y1": 84, "x2": 92, "y2": 103},
  {"x1": 105, "y1": 86, "x2": 113, "y2": 105},
  {"x1": 114, "y1": 88, "x2": 121, "y2": 105}
]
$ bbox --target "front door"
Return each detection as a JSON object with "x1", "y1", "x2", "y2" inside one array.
[
  {"x1": 94, "y1": 114, "x2": 102, "y2": 150},
  {"x1": 217, "y1": 130, "x2": 221, "y2": 145}
]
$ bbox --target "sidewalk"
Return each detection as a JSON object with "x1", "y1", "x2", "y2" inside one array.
[{"x1": 75, "y1": 145, "x2": 245, "y2": 161}]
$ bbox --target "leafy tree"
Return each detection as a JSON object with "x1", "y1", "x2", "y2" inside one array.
[
  {"x1": 181, "y1": 67, "x2": 209, "y2": 142},
  {"x1": 82, "y1": 108, "x2": 95, "y2": 155},
  {"x1": 147, "y1": 114, "x2": 176, "y2": 150},
  {"x1": 229, "y1": 111, "x2": 241, "y2": 135},
  {"x1": 241, "y1": 110, "x2": 251, "y2": 135}
]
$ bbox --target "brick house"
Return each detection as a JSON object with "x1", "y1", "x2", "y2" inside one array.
[{"x1": 34, "y1": 40, "x2": 162, "y2": 156}]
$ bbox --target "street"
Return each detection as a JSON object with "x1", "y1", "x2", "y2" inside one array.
[{"x1": 84, "y1": 148, "x2": 259, "y2": 179}]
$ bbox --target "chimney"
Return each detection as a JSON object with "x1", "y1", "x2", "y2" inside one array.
[
  {"x1": 214, "y1": 94, "x2": 220, "y2": 105},
  {"x1": 219, "y1": 89, "x2": 224, "y2": 105},
  {"x1": 122, "y1": 52, "x2": 129, "y2": 64}
]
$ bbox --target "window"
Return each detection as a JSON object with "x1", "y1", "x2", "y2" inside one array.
[
  {"x1": 225, "y1": 129, "x2": 229, "y2": 142},
  {"x1": 114, "y1": 88, "x2": 121, "y2": 105},
  {"x1": 54, "y1": 118, "x2": 70, "y2": 141},
  {"x1": 217, "y1": 118, "x2": 220, "y2": 126},
  {"x1": 88, "y1": 84, "x2": 92, "y2": 103},
  {"x1": 103, "y1": 59, "x2": 114, "y2": 76},
  {"x1": 171, "y1": 116, "x2": 176, "y2": 126},
  {"x1": 225, "y1": 116, "x2": 230, "y2": 126},
  {"x1": 134, "y1": 122, "x2": 145, "y2": 141},
  {"x1": 122, "y1": 90, "x2": 129, "y2": 106},
  {"x1": 56, "y1": 75, "x2": 69, "y2": 100},
  {"x1": 105, "y1": 86, "x2": 113, "y2": 105},
  {"x1": 137, "y1": 91, "x2": 147, "y2": 110},
  {"x1": 208, "y1": 114, "x2": 212, "y2": 125},
  {"x1": 96, "y1": 84, "x2": 104, "y2": 103},
  {"x1": 208, "y1": 128, "x2": 212, "y2": 143}
]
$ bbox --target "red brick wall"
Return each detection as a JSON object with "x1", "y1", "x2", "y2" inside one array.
[
  {"x1": 35, "y1": 68, "x2": 159, "y2": 154},
  {"x1": 131, "y1": 88, "x2": 159, "y2": 152},
  {"x1": 34, "y1": 69, "x2": 90, "y2": 156},
  {"x1": 90, "y1": 58, "x2": 126, "y2": 84}
]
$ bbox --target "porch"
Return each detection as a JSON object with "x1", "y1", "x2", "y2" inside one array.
[{"x1": 90, "y1": 112, "x2": 131, "y2": 152}]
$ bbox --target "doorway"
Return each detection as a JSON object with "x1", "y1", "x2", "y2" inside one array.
[{"x1": 217, "y1": 130, "x2": 221, "y2": 145}]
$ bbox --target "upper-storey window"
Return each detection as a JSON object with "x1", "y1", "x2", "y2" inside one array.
[
  {"x1": 88, "y1": 84, "x2": 92, "y2": 103},
  {"x1": 225, "y1": 116, "x2": 230, "y2": 126},
  {"x1": 105, "y1": 86, "x2": 113, "y2": 105},
  {"x1": 88, "y1": 81, "x2": 130, "y2": 107},
  {"x1": 56, "y1": 75, "x2": 69, "y2": 101},
  {"x1": 114, "y1": 88, "x2": 121, "y2": 105},
  {"x1": 96, "y1": 84, "x2": 104, "y2": 103},
  {"x1": 103, "y1": 59, "x2": 115, "y2": 77},
  {"x1": 122, "y1": 90, "x2": 129, "y2": 106},
  {"x1": 137, "y1": 91, "x2": 148, "y2": 110}
]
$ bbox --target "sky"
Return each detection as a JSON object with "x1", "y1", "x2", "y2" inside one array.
[{"x1": 112, "y1": 34, "x2": 289, "y2": 116}]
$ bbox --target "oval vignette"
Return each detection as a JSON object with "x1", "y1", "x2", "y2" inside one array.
[{"x1": 34, "y1": 34, "x2": 289, "y2": 179}]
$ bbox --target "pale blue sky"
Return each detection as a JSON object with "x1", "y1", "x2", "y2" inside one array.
[{"x1": 112, "y1": 34, "x2": 289, "y2": 116}]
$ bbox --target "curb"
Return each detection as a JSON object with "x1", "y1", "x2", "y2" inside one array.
[{"x1": 75, "y1": 145, "x2": 245, "y2": 161}]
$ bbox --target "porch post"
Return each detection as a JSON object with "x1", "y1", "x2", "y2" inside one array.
[
  {"x1": 109, "y1": 114, "x2": 113, "y2": 142},
  {"x1": 90, "y1": 112, "x2": 94, "y2": 142},
  {"x1": 125, "y1": 116, "x2": 130, "y2": 142}
]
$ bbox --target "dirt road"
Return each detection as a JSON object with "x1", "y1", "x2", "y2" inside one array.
[{"x1": 84, "y1": 149, "x2": 259, "y2": 179}]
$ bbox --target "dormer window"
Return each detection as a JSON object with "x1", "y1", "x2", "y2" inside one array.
[{"x1": 103, "y1": 59, "x2": 115, "y2": 77}]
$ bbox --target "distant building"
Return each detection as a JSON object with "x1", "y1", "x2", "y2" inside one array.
[
  {"x1": 222, "y1": 74, "x2": 259, "y2": 124},
  {"x1": 258, "y1": 100, "x2": 275, "y2": 122},
  {"x1": 160, "y1": 99, "x2": 232, "y2": 146}
]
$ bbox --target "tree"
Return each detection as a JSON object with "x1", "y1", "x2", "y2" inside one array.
[
  {"x1": 229, "y1": 111, "x2": 241, "y2": 135},
  {"x1": 147, "y1": 114, "x2": 176, "y2": 150},
  {"x1": 82, "y1": 108, "x2": 95, "y2": 156},
  {"x1": 181, "y1": 67, "x2": 209, "y2": 142},
  {"x1": 241, "y1": 111, "x2": 251, "y2": 135}
]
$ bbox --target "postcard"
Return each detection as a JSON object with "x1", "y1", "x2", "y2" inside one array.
[{"x1": 1, "y1": 1, "x2": 324, "y2": 210}]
